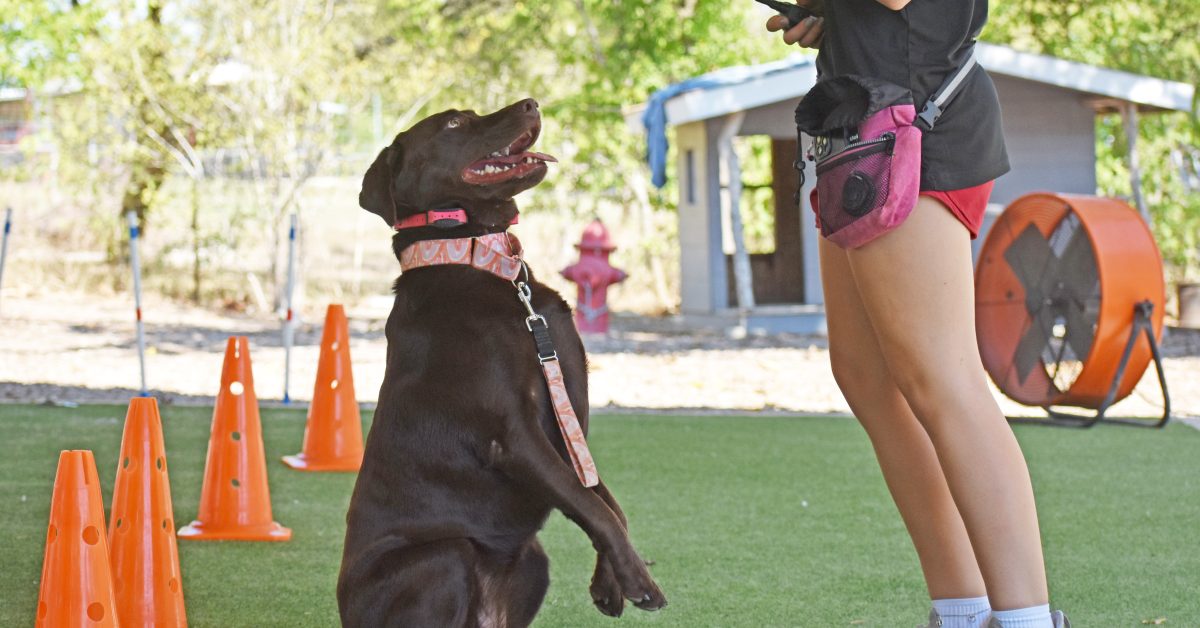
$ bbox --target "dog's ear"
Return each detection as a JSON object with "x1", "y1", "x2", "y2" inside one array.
[{"x1": 359, "y1": 146, "x2": 400, "y2": 226}]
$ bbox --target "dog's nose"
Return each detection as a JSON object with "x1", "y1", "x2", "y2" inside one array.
[{"x1": 519, "y1": 98, "x2": 539, "y2": 113}]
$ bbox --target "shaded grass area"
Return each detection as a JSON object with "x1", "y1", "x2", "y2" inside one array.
[{"x1": 0, "y1": 404, "x2": 1198, "y2": 626}]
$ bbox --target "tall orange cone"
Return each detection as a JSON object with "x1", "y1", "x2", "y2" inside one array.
[
  {"x1": 36, "y1": 450, "x2": 120, "y2": 627},
  {"x1": 109, "y1": 397, "x2": 187, "y2": 626},
  {"x1": 178, "y1": 337, "x2": 291, "y2": 542},
  {"x1": 282, "y1": 304, "x2": 364, "y2": 472}
]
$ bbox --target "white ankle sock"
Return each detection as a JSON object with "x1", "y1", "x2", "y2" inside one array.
[
  {"x1": 990, "y1": 604, "x2": 1052, "y2": 628},
  {"x1": 931, "y1": 596, "x2": 991, "y2": 628}
]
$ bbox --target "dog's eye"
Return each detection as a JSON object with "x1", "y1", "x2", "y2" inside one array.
[{"x1": 446, "y1": 117, "x2": 464, "y2": 129}]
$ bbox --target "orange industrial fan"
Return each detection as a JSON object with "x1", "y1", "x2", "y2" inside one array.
[{"x1": 975, "y1": 193, "x2": 1170, "y2": 427}]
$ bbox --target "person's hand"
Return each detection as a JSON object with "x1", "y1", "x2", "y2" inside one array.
[{"x1": 765, "y1": 1, "x2": 825, "y2": 49}]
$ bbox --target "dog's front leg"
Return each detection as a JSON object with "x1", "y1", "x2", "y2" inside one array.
[
  {"x1": 583, "y1": 481, "x2": 632, "y2": 617},
  {"x1": 498, "y1": 423, "x2": 666, "y2": 611}
]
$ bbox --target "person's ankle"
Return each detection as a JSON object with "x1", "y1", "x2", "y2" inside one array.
[{"x1": 987, "y1": 604, "x2": 1052, "y2": 628}]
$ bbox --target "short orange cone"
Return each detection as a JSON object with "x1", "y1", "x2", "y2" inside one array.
[
  {"x1": 109, "y1": 397, "x2": 187, "y2": 626},
  {"x1": 282, "y1": 304, "x2": 364, "y2": 472},
  {"x1": 178, "y1": 337, "x2": 291, "y2": 542},
  {"x1": 36, "y1": 450, "x2": 120, "y2": 627}
]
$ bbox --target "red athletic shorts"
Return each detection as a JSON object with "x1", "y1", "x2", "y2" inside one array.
[{"x1": 811, "y1": 180, "x2": 995, "y2": 239}]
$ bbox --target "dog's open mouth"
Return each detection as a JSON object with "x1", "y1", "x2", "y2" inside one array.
[{"x1": 462, "y1": 125, "x2": 557, "y2": 185}]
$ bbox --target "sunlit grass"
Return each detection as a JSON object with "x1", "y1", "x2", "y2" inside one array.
[{"x1": 1, "y1": 405, "x2": 1197, "y2": 626}]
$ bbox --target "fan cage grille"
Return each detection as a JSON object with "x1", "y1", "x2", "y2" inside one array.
[{"x1": 975, "y1": 193, "x2": 1164, "y2": 409}]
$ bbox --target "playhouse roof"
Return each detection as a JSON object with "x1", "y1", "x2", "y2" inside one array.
[{"x1": 629, "y1": 42, "x2": 1194, "y2": 131}]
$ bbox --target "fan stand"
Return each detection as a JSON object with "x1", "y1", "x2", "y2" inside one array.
[{"x1": 1008, "y1": 301, "x2": 1171, "y2": 429}]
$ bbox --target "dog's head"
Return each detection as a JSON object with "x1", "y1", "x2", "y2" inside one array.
[{"x1": 359, "y1": 98, "x2": 555, "y2": 231}]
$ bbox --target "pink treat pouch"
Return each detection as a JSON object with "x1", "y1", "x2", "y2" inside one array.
[
  {"x1": 809, "y1": 104, "x2": 921, "y2": 248},
  {"x1": 795, "y1": 58, "x2": 977, "y2": 249}
]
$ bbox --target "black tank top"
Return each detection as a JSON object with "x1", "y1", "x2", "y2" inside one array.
[{"x1": 815, "y1": 0, "x2": 1009, "y2": 191}]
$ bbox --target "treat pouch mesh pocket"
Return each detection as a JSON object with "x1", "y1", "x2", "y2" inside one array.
[{"x1": 815, "y1": 134, "x2": 895, "y2": 237}]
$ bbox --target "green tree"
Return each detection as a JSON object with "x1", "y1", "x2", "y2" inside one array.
[
  {"x1": 25, "y1": 0, "x2": 378, "y2": 301},
  {"x1": 986, "y1": 1, "x2": 1200, "y2": 281},
  {"x1": 360, "y1": 1, "x2": 784, "y2": 305},
  {"x1": 0, "y1": 0, "x2": 96, "y2": 87}
]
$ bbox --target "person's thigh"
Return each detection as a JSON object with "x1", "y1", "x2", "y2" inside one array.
[
  {"x1": 844, "y1": 196, "x2": 995, "y2": 434},
  {"x1": 818, "y1": 235, "x2": 902, "y2": 406}
]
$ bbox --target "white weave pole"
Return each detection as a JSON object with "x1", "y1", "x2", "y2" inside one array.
[
  {"x1": 0, "y1": 207, "x2": 12, "y2": 317},
  {"x1": 127, "y1": 211, "x2": 149, "y2": 397},
  {"x1": 282, "y1": 212, "x2": 298, "y2": 404}
]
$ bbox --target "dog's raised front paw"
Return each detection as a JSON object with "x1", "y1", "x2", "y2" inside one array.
[
  {"x1": 590, "y1": 559, "x2": 625, "y2": 617},
  {"x1": 591, "y1": 590, "x2": 626, "y2": 617},
  {"x1": 617, "y1": 567, "x2": 667, "y2": 612},
  {"x1": 629, "y1": 585, "x2": 667, "y2": 612}
]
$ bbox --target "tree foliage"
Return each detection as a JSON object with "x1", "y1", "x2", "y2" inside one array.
[
  {"x1": 986, "y1": 1, "x2": 1200, "y2": 280},
  {"x1": 0, "y1": 0, "x2": 97, "y2": 87},
  {"x1": 5, "y1": 0, "x2": 1199, "y2": 300}
]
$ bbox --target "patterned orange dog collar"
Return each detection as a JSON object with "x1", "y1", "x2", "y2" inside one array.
[{"x1": 398, "y1": 232, "x2": 524, "y2": 281}]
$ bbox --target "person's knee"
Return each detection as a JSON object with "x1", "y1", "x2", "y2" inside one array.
[
  {"x1": 829, "y1": 344, "x2": 892, "y2": 404},
  {"x1": 885, "y1": 355, "x2": 996, "y2": 432},
  {"x1": 883, "y1": 358, "x2": 939, "y2": 406}
]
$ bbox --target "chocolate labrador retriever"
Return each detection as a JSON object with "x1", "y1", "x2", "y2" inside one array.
[{"x1": 338, "y1": 98, "x2": 667, "y2": 628}]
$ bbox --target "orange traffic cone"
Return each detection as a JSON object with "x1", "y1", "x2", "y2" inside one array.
[
  {"x1": 178, "y1": 337, "x2": 291, "y2": 542},
  {"x1": 282, "y1": 304, "x2": 364, "y2": 472},
  {"x1": 109, "y1": 397, "x2": 187, "y2": 626},
  {"x1": 36, "y1": 450, "x2": 120, "y2": 627}
]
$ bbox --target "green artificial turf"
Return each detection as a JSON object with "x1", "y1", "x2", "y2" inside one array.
[{"x1": 0, "y1": 404, "x2": 1197, "y2": 626}]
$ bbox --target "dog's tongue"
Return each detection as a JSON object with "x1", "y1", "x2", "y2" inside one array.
[{"x1": 523, "y1": 151, "x2": 557, "y2": 163}]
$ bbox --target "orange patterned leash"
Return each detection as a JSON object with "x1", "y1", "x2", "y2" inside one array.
[{"x1": 514, "y1": 275, "x2": 600, "y2": 487}]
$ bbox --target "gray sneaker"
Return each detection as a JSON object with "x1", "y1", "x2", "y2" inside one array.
[
  {"x1": 920, "y1": 607, "x2": 990, "y2": 628},
  {"x1": 919, "y1": 608, "x2": 944, "y2": 628},
  {"x1": 985, "y1": 610, "x2": 1070, "y2": 628}
]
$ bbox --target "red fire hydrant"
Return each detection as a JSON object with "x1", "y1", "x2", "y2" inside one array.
[{"x1": 561, "y1": 220, "x2": 627, "y2": 334}]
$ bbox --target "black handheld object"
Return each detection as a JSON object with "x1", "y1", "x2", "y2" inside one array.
[{"x1": 755, "y1": 0, "x2": 815, "y2": 29}]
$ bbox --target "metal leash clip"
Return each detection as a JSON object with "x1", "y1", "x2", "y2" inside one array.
[
  {"x1": 515, "y1": 281, "x2": 548, "y2": 332},
  {"x1": 513, "y1": 270, "x2": 558, "y2": 363}
]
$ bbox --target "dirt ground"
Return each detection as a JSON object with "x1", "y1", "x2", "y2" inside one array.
[{"x1": 1, "y1": 291, "x2": 1198, "y2": 423}]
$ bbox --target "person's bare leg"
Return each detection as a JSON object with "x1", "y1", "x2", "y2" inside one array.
[
  {"x1": 820, "y1": 237, "x2": 986, "y2": 600},
  {"x1": 846, "y1": 197, "x2": 1049, "y2": 610}
]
